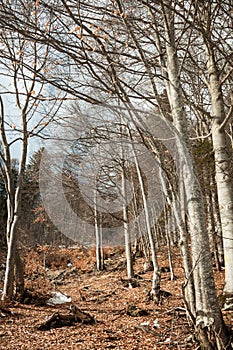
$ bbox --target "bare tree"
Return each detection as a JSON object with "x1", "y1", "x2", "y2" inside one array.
[
  {"x1": 199, "y1": 2, "x2": 233, "y2": 296},
  {"x1": 0, "y1": 1, "x2": 232, "y2": 347},
  {"x1": 0, "y1": 27, "x2": 62, "y2": 300}
]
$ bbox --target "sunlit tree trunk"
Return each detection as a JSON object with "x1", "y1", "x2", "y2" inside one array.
[
  {"x1": 163, "y1": 5, "x2": 230, "y2": 347},
  {"x1": 205, "y1": 47, "x2": 233, "y2": 296},
  {"x1": 1, "y1": 112, "x2": 28, "y2": 300}
]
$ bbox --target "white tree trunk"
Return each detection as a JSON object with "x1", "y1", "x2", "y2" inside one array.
[
  {"x1": 206, "y1": 48, "x2": 233, "y2": 295},
  {"x1": 1, "y1": 100, "x2": 28, "y2": 300},
  {"x1": 164, "y1": 8, "x2": 230, "y2": 347},
  {"x1": 122, "y1": 165, "x2": 134, "y2": 280},
  {"x1": 130, "y1": 131, "x2": 160, "y2": 297},
  {"x1": 159, "y1": 164, "x2": 195, "y2": 314},
  {"x1": 94, "y1": 190, "x2": 103, "y2": 271},
  {"x1": 2, "y1": 186, "x2": 21, "y2": 300}
]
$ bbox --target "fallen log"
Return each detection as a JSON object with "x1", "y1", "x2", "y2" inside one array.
[{"x1": 38, "y1": 305, "x2": 95, "y2": 330}]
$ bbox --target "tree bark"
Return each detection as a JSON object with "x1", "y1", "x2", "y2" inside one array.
[
  {"x1": 122, "y1": 164, "x2": 134, "y2": 280},
  {"x1": 129, "y1": 129, "x2": 160, "y2": 298},
  {"x1": 163, "y1": 5, "x2": 230, "y2": 348},
  {"x1": 1, "y1": 101, "x2": 28, "y2": 300},
  {"x1": 94, "y1": 190, "x2": 103, "y2": 271},
  {"x1": 15, "y1": 247, "x2": 25, "y2": 298},
  {"x1": 206, "y1": 48, "x2": 233, "y2": 295}
]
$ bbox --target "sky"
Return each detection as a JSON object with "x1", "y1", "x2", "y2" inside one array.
[{"x1": 0, "y1": 73, "x2": 54, "y2": 162}]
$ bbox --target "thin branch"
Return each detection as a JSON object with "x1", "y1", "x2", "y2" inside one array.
[
  {"x1": 220, "y1": 66, "x2": 233, "y2": 86},
  {"x1": 219, "y1": 105, "x2": 233, "y2": 132},
  {"x1": 189, "y1": 131, "x2": 212, "y2": 140}
]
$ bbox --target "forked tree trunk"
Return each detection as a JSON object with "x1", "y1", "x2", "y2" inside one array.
[
  {"x1": 2, "y1": 180, "x2": 16, "y2": 299},
  {"x1": 2, "y1": 189, "x2": 23, "y2": 300},
  {"x1": 2, "y1": 192, "x2": 21, "y2": 300},
  {"x1": 1, "y1": 99, "x2": 27, "y2": 300}
]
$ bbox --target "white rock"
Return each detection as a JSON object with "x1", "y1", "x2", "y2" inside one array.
[{"x1": 46, "y1": 291, "x2": 72, "y2": 305}]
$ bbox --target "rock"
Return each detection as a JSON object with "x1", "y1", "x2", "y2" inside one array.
[{"x1": 46, "y1": 291, "x2": 72, "y2": 306}]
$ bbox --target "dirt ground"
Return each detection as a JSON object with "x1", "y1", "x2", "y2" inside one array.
[{"x1": 0, "y1": 246, "x2": 232, "y2": 350}]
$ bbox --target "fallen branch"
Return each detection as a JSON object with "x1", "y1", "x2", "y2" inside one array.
[
  {"x1": 135, "y1": 325, "x2": 160, "y2": 336},
  {"x1": 0, "y1": 308, "x2": 17, "y2": 318}
]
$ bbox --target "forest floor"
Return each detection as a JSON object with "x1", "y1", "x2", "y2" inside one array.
[{"x1": 0, "y1": 245, "x2": 232, "y2": 350}]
